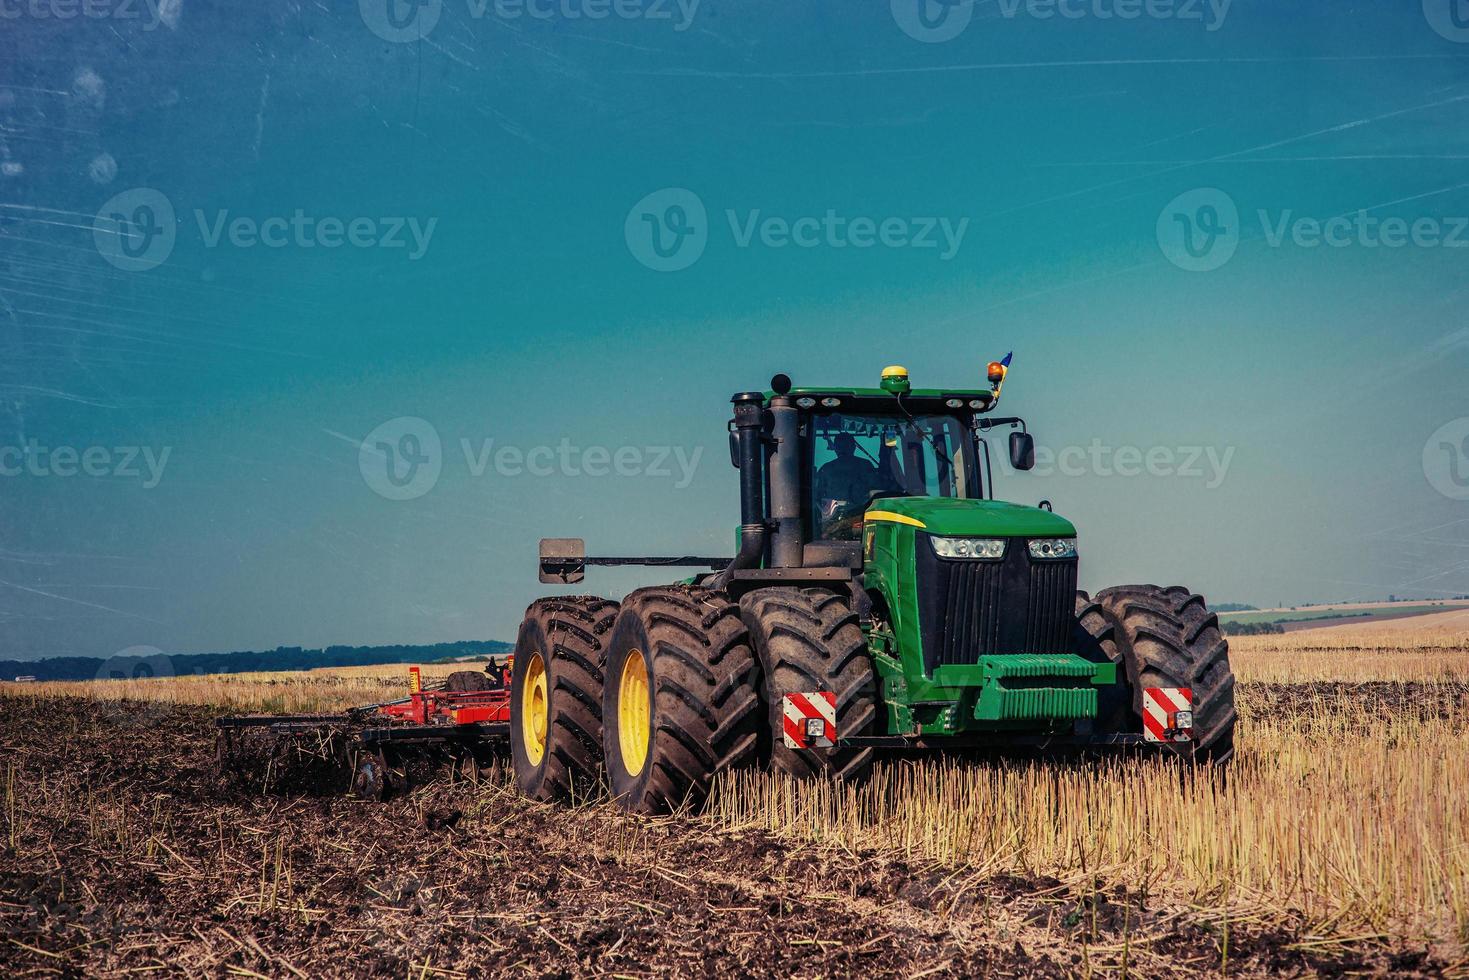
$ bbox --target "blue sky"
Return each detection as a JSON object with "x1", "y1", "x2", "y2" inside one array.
[{"x1": 2, "y1": 0, "x2": 1467, "y2": 659}]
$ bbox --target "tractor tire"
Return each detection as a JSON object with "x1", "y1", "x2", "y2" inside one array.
[
  {"x1": 739, "y1": 587, "x2": 878, "y2": 782},
  {"x1": 602, "y1": 586, "x2": 762, "y2": 815},
  {"x1": 1072, "y1": 591, "x2": 1131, "y2": 735},
  {"x1": 510, "y1": 595, "x2": 619, "y2": 803},
  {"x1": 1095, "y1": 585, "x2": 1237, "y2": 763},
  {"x1": 444, "y1": 670, "x2": 494, "y2": 692}
]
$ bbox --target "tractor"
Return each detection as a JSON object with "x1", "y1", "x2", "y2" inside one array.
[{"x1": 514, "y1": 360, "x2": 1236, "y2": 815}]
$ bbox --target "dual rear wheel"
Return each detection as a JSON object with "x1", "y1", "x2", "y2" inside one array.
[{"x1": 511, "y1": 585, "x2": 870, "y2": 814}]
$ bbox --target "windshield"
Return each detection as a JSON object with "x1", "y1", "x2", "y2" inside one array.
[{"x1": 808, "y1": 411, "x2": 977, "y2": 541}]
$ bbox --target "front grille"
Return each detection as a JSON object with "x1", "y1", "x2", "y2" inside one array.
[
  {"x1": 915, "y1": 534, "x2": 1076, "y2": 672},
  {"x1": 1026, "y1": 559, "x2": 1075, "y2": 656}
]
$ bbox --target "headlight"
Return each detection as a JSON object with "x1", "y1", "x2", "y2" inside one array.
[
  {"x1": 931, "y1": 537, "x2": 1006, "y2": 560},
  {"x1": 1028, "y1": 538, "x2": 1077, "y2": 560}
]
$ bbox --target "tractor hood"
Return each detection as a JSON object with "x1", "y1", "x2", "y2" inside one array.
[{"x1": 865, "y1": 497, "x2": 1076, "y2": 538}]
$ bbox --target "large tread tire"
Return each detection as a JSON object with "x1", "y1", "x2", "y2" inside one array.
[
  {"x1": 1096, "y1": 584, "x2": 1236, "y2": 763},
  {"x1": 1072, "y1": 591, "x2": 1131, "y2": 734},
  {"x1": 739, "y1": 587, "x2": 878, "y2": 782},
  {"x1": 510, "y1": 595, "x2": 619, "y2": 803},
  {"x1": 602, "y1": 586, "x2": 762, "y2": 815}
]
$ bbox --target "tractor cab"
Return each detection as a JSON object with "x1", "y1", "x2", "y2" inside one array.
[
  {"x1": 806, "y1": 404, "x2": 978, "y2": 541},
  {"x1": 738, "y1": 363, "x2": 1039, "y2": 570}
]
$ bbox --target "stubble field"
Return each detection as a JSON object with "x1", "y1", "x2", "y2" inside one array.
[{"x1": 2, "y1": 625, "x2": 1466, "y2": 977}]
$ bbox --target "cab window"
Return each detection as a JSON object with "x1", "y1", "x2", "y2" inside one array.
[{"x1": 809, "y1": 412, "x2": 975, "y2": 540}]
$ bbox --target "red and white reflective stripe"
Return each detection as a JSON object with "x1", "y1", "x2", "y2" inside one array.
[
  {"x1": 1142, "y1": 687, "x2": 1193, "y2": 743},
  {"x1": 781, "y1": 691, "x2": 836, "y2": 749}
]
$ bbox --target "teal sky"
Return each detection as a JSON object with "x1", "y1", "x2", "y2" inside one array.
[{"x1": 2, "y1": 1, "x2": 1467, "y2": 659}]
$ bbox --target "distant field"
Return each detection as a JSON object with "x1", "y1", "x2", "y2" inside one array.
[
  {"x1": 1306, "y1": 606, "x2": 1469, "y2": 634},
  {"x1": 1, "y1": 661, "x2": 469, "y2": 714},
  {"x1": 1219, "y1": 602, "x2": 1451, "y2": 626}
]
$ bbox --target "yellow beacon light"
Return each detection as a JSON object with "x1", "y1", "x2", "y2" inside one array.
[{"x1": 984, "y1": 352, "x2": 1014, "y2": 407}]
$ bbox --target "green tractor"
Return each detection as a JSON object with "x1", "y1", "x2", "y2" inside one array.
[{"x1": 512, "y1": 360, "x2": 1236, "y2": 814}]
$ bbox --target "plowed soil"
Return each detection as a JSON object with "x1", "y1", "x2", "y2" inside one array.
[{"x1": 0, "y1": 693, "x2": 1449, "y2": 977}]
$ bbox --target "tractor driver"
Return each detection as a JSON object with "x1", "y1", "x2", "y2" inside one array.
[{"x1": 815, "y1": 433, "x2": 883, "y2": 539}]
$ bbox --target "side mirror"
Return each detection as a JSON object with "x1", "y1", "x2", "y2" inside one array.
[
  {"x1": 539, "y1": 538, "x2": 586, "y2": 584},
  {"x1": 1009, "y1": 432, "x2": 1036, "y2": 471}
]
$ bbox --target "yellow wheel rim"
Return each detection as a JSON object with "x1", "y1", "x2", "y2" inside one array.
[
  {"x1": 521, "y1": 651, "x2": 548, "y2": 767},
  {"x1": 618, "y1": 649, "x2": 651, "y2": 777}
]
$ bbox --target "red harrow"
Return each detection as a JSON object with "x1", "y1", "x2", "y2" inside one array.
[{"x1": 215, "y1": 663, "x2": 513, "y2": 799}]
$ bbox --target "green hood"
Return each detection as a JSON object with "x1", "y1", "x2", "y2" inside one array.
[{"x1": 865, "y1": 497, "x2": 1076, "y2": 537}]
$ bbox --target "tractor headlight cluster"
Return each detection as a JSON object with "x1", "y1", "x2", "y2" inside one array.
[
  {"x1": 1028, "y1": 538, "x2": 1078, "y2": 560},
  {"x1": 931, "y1": 537, "x2": 1006, "y2": 560}
]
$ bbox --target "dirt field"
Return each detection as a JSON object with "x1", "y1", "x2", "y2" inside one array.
[
  {"x1": 2, "y1": 626, "x2": 1467, "y2": 977},
  {"x1": 0, "y1": 695, "x2": 1453, "y2": 978}
]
